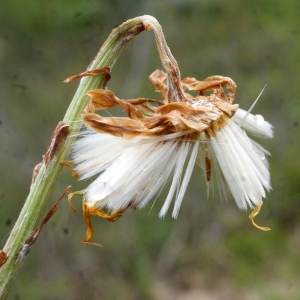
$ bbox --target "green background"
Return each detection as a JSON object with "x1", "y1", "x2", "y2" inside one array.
[{"x1": 1, "y1": 0, "x2": 300, "y2": 299}]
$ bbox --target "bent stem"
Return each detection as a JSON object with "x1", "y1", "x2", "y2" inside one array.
[{"x1": 0, "y1": 15, "x2": 169, "y2": 298}]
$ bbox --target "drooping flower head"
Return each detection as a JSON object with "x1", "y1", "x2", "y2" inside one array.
[{"x1": 65, "y1": 16, "x2": 273, "y2": 245}]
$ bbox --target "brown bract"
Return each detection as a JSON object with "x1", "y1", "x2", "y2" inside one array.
[
  {"x1": 82, "y1": 70, "x2": 238, "y2": 139},
  {"x1": 44, "y1": 122, "x2": 70, "y2": 165},
  {"x1": 64, "y1": 67, "x2": 111, "y2": 88}
]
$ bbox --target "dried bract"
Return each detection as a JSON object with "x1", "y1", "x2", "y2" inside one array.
[{"x1": 44, "y1": 122, "x2": 69, "y2": 165}]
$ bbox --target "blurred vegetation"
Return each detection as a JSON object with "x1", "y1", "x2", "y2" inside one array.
[{"x1": 1, "y1": 0, "x2": 300, "y2": 299}]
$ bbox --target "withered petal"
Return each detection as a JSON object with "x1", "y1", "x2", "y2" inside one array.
[
  {"x1": 167, "y1": 111, "x2": 214, "y2": 132},
  {"x1": 64, "y1": 67, "x2": 111, "y2": 88},
  {"x1": 182, "y1": 77, "x2": 221, "y2": 92},
  {"x1": 182, "y1": 75, "x2": 237, "y2": 103},
  {"x1": 86, "y1": 89, "x2": 119, "y2": 110},
  {"x1": 144, "y1": 110, "x2": 210, "y2": 133},
  {"x1": 149, "y1": 70, "x2": 168, "y2": 102},
  {"x1": 204, "y1": 75, "x2": 236, "y2": 91},
  {"x1": 82, "y1": 113, "x2": 148, "y2": 139},
  {"x1": 86, "y1": 89, "x2": 145, "y2": 120},
  {"x1": 127, "y1": 98, "x2": 164, "y2": 106},
  {"x1": 156, "y1": 101, "x2": 221, "y2": 119},
  {"x1": 156, "y1": 102, "x2": 199, "y2": 115},
  {"x1": 198, "y1": 94, "x2": 238, "y2": 117}
]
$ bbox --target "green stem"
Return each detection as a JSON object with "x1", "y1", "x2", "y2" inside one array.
[{"x1": 0, "y1": 15, "x2": 149, "y2": 298}]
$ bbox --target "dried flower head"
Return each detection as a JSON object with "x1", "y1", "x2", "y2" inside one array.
[{"x1": 64, "y1": 16, "x2": 273, "y2": 245}]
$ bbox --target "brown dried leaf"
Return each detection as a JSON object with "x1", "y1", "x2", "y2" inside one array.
[
  {"x1": 83, "y1": 113, "x2": 148, "y2": 139},
  {"x1": 165, "y1": 111, "x2": 213, "y2": 133},
  {"x1": 156, "y1": 102, "x2": 199, "y2": 115},
  {"x1": 86, "y1": 89, "x2": 145, "y2": 120},
  {"x1": 127, "y1": 98, "x2": 164, "y2": 106},
  {"x1": 149, "y1": 70, "x2": 168, "y2": 102},
  {"x1": 44, "y1": 122, "x2": 70, "y2": 165},
  {"x1": 64, "y1": 67, "x2": 111, "y2": 88},
  {"x1": 202, "y1": 94, "x2": 239, "y2": 117},
  {"x1": 86, "y1": 89, "x2": 119, "y2": 110},
  {"x1": 182, "y1": 75, "x2": 237, "y2": 103},
  {"x1": 156, "y1": 102, "x2": 223, "y2": 130}
]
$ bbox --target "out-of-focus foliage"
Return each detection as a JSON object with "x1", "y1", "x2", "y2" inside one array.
[{"x1": 1, "y1": 0, "x2": 300, "y2": 299}]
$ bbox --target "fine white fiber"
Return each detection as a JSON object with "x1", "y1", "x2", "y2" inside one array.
[
  {"x1": 233, "y1": 108, "x2": 273, "y2": 139},
  {"x1": 72, "y1": 129, "x2": 130, "y2": 180},
  {"x1": 72, "y1": 130, "x2": 199, "y2": 214},
  {"x1": 210, "y1": 118, "x2": 271, "y2": 210}
]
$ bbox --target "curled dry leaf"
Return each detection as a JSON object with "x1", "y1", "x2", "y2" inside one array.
[
  {"x1": 64, "y1": 67, "x2": 111, "y2": 88},
  {"x1": 44, "y1": 122, "x2": 70, "y2": 165}
]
